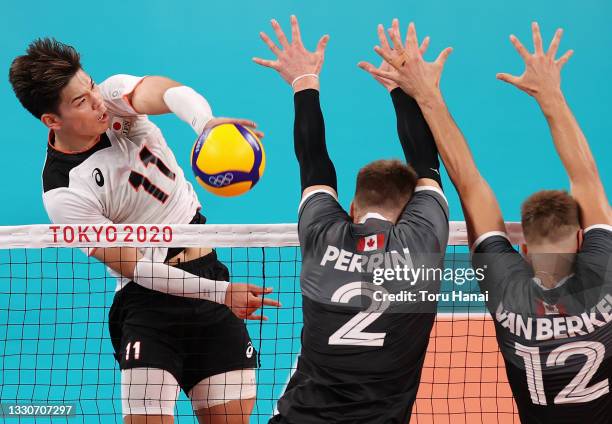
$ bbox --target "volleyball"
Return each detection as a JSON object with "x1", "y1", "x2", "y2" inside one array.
[{"x1": 191, "y1": 123, "x2": 266, "y2": 197}]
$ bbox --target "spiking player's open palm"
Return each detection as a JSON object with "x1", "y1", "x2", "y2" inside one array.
[
  {"x1": 253, "y1": 15, "x2": 329, "y2": 86},
  {"x1": 497, "y1": 22, "x2": 574, "y2": 99},
  {"x1": 358, "y1": 19, "x2": 452, "y2": 101}
]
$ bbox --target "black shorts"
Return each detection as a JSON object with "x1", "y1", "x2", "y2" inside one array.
[{"x1": 108, "y1": 251, "x2": 257, "y2": 393}]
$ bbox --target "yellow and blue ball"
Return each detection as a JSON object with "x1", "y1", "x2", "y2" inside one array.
[{"x1": 191, "y1": 123, "x2": 266, "y2": 197}]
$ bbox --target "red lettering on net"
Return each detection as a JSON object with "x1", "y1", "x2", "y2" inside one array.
[
  {"x1": 49, "y1": 224, "x2": 172, "y2": 245},
  {"x1": 78, "y1": 226, "x2": 91, "y2": 243}
]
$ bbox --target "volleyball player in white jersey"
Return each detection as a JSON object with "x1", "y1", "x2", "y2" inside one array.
[{"x1": 9, "y1": 38, "x2": 280, "y2": 424}]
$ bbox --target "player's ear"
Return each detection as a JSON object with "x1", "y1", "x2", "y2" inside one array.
[{"x1": 41, "y1": 113, "x2": 62, "y2": 131}]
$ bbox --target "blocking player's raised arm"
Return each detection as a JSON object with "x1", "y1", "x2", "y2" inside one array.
[
  {"x1": 253, "y1": 15, "x2": 336, "y2": 200},
  {"x1": 359, "y1": 20, "x2": 505, "y2": 245},
  {"x1": 360, "y1": 21, "x2": 442, "y2": 190},
  {"x1": 497, "y1": 22, "x2": 611, "y2": 228}
]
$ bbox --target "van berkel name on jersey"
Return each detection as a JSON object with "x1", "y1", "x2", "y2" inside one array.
[{"x1": 495, "y1": 294, "x2": 612, "y2": 341}]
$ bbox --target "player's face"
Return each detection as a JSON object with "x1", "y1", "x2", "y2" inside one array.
[{"x1": 54, "y1": 69, "x2": 109, "y2": 137}]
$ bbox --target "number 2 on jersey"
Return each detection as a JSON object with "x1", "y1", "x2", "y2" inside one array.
[
  {"x1": 128, "y1": 146, "x2": 175, "y2": 203},
  {"x1": 328, "y1": 281, "x2": 390, "y2": 347},
  {"x1": 516, "y1": 341, "x2": 609, "y2": 405}
]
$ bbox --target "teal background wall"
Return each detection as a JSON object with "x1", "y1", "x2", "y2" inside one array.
[
  {"x1": 0, "y1": 1, "x2": 610, "y2": 422},
  {"x1": 0, "y1": 0, "x2": 610, "y2": 226}
]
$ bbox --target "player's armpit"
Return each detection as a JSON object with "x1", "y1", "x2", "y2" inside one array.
[
  {"x1": 298, "y1": 187, "x2": 349, "y2": 252},
  {"x1": 458, "y1": 175, "x2": 506, "y2": 248}
]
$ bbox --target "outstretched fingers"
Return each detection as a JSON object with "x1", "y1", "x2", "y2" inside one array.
[
  {"x1": 358, "y1": 61, "x2": 398, "y2": 81},
  {"x1": 420, "y1": 36, "x2": 430, "y2": 55},
  {"x1": 377, "y1": 24, "x2": 392, "y2": 55},
  {"x1": 271, "y1": 19, "x2": 290, "y2": 49},
  {"x1": 388, "y1": 18, "x2": 405, "y2": 54},
  {"x1": 547, "y1": 28, "x2": 564, "y2": 59},
  {"x1": 435, "y1": 46, "x2": 453, "y2": 67},
  {"x1": 374, "y1": 44, "x2": 398, "y2": 67},
  {"x1": 405, "y1": 22, "x2": 420, "y2": 52},
  {"x1": 252, "y1": 57, "x2": 279, "y2": 69},
  {"x1": 316, "y1": 34, "x2": 330, "y2": 55},
  {"x1": 532, "y1": 22, "x2": 544, "y2": 55},
  {"x1": 509, "y1": 34, "x2": 531, "y2": 61},
  {"x1": 556, "y1": 49, "x2": 574, "y2": 68},
  {"x1": 260, "y1": 31, "x2": 281, "y2": 56},
  {"x1": 290, "y1": 15, "x2": 302, "y2": 45},
  {"x1": 496, "y1": 72, "x2": 521, "y2": 86}
]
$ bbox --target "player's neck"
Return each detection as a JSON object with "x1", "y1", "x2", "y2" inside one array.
[
  {"x1": 533, "y1": 261, "x2": 574, "y2": 289},
  {"x1": 531, "y1": 254, "x2": 575, "y2": 289},
  {"x1": 52, "y1": 130, "x2": 100, "y2": 154},
  {"x1": 354, "y1": 210, "x2": 397, "y2": 224}
]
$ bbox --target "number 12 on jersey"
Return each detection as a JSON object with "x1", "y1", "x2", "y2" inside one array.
[{"x1": 515, "y1": 341, "x2": 609, "y2": 405}]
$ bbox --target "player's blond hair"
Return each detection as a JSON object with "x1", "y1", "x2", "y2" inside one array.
[{"x1": 521, "y1": 190, "x2": 580, "y2": 244}]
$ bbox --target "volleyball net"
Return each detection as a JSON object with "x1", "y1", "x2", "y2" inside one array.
[{"x1": 0, "y1": 222, "x2": 523, "y2": 423}]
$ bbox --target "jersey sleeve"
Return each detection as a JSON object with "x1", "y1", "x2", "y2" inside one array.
[
  {"x1": 99, "y1": 74, "x2": 146, "y2": 117},
  {"x1": 298, "y1": 189, "x2": 350, "y2": 252},
  {"x1": 43, "y1": 189, "x2": 112, "y2": 255},
  {"x1": 472, "y1": 232, "x2": 532, "y2": 311},
  {"x1": 396, "y1": 186, "x2": 449, "y2": 251},
  {"x1": 576, "y1": 225, "x2": 612, "y2": 305}
]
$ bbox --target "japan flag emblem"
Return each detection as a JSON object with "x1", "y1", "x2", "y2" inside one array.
[{"x1": 357, "y1": 234, "x2": 385, "y2": 252}]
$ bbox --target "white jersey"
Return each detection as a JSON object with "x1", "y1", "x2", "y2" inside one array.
[{"x1": 41, "y1": 74, "x2": 201, "y2": 290}]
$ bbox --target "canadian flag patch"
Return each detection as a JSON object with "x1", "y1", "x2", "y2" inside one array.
[
  {"x1": 536, "y1": 300, "x2": 566, "y2": 316},
  {"x1": 357, "y1": 234, "x2": 385, "y2": 252}
]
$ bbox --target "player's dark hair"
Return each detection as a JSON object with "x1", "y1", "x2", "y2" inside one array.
[
  {"x1": 354, "y1": 159, "x2": 417, "y2": 211},
  {"x1": 9, "y1": 38, "x2": 82, "y2": 119},
  {"x1": 521, "y1": 190, "x2": 580, "y2": 243}
]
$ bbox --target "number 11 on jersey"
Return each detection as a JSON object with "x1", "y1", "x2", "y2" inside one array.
[{"x1": 128, "y1": 145, "x2": 175, "y2": 203}]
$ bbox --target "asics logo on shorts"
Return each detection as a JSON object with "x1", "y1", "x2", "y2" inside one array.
[
  {"x1": 246, "y1": 342, "x2": 254, "y2": 359},
  {"x1": 209, "y1": 173, "x2": 234, "y2": 187}
]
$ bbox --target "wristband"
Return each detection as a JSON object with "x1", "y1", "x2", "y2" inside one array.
[{"x1": 291, "y1": 73, "x2": 319, "y2": 89}]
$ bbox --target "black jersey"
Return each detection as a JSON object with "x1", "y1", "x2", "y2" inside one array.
[
  {"x1": 473, "y1": 225, "x2": 612, "y2": 424},
  {"x1": 274, "y1": 187, "x2": 449, "y2": 424}
]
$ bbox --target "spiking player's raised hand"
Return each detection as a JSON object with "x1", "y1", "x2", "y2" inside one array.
[
  {"x1": 358, "y1": 19, "x2": 452, "y2": 102},
  {"x1": 496, "y1": 22, "x2": 573, "y2": 100},
  {"x1": 362, "y1": 23, "x2": 430, "y2": 92},
  {"x1": 253, "y1": 15, "x2": 329, "y2": 92},
  {"x1": 203, "y1": 117, "x2": 264, "y2": 139}
]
